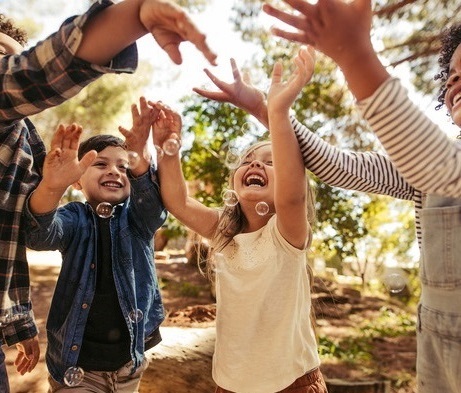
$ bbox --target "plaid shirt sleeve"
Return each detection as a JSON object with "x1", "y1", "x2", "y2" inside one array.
[
  {"x1": 0, "y1": 0, "x2": 137, "y2": 122},
  {"x1": 0, "y1": 0, "x2": 137, "y2": 344}
]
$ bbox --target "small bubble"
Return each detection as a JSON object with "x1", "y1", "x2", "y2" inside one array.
[
  {"x1": 163, "y1": 138, "x2": 180, "y2": 156},
  {"x1": 155, "y1": 145, "x2": 164, "y2": 162},
  {"x1": 129, "y1": 309, "x2": 144, "y2": 323},
  {"x1": 255, "y1": 201, "x2": 270, "y2": 216},
  {"x1": 239, "y1": 122, "x2": 251, "y2": 135},
  {"x1": 127, "y1": 151, "x2": 140, "y2": 169},
  {"x1": 384, "y1": 273, "x2": 406, "y2": 294},
  {"x1": 64, "y1": 366, "x2": 84, "y2": 387},
  {"x1": 222, "y1": 189, "x2": 239, "y2": 207},
  {"x1": 95, "y1": 202, "x2": 114, "y2": 218},
  {"x1": 225, "y1": 148, "x2": 241, "y2": 170}
]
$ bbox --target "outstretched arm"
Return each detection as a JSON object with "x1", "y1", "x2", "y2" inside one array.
[
  {"x1": 77, "y1": 0, "x2": 217, "y2": 66},
  {"x1": 268, "y1": 47, "x2": 315, "y2": 249},
  {"x1": 29, "y1": 124, "x2": 97, "y2": 214},
  {"x1": 193, "y1": 58, "x2": 269, "y2": 128},
  {"x1": 263, "y1": 0, "x2": 389, "y2": 101},
  {"x1": 151, "y1": 101, "x2": 219, "y2": 239}
]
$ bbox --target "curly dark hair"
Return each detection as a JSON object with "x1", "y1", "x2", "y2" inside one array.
[
  {"x1": 435, "y1": 23, "x2": 461, "y2": 110},
  {"x1": 0, "y1": 14, "x2": 28, "y2": 46}
]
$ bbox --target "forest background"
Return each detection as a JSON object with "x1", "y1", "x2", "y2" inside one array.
[{"x1": 2, "y1": 0, "x2": 460, "y2": 289}]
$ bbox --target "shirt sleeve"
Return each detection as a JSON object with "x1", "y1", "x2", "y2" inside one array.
[
  {"x1": 0, "y1": 0, "x2": 138, "y2": 123},
  {"x1": 291, "y1": 116, "x2": 416, "y2": 201},
  {"x1": 357, "y1": 77, "x2": 461, "y2": 197}
]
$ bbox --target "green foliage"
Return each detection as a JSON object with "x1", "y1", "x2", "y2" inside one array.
[
  {"x1": 360, "y1": 306, "x2": 416, "y2": 338},
  {"x1": 318, "y1": 306, "x2": 416, "y2": 368},
  {"x1": 162, "y1": 215, "x2": 188, "y2": 240}
]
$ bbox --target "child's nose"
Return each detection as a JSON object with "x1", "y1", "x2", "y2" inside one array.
[{"x1": 250, "y1": 160, "x2": 263, "y2": 168}]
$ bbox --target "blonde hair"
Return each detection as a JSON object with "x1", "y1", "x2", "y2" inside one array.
[{"x1": 201, "y1": 141, "x2": 316, "y2": 278}]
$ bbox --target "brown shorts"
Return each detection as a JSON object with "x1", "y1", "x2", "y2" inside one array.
[{"x1": 215, "y1": 367, "x2": 328, "y2": 393}]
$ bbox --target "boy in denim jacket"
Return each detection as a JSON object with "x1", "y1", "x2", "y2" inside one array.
[
  {"x1": 0, "y1": 1, "x2": 216, "y2": 390},
  {"x1": 23, "y1": 97, "x2": 167, "y2": 391}
]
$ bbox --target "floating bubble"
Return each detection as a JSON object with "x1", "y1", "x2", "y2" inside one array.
[
  {"x1": 222, "y1": 189, "x2": 239, "y2": 207},
  {"x1": 154, "y1": 145, "x2": 164, "y2": 162},
  {"x1": 129, "y1": 309, "x2": 144, "y2": 323},
  {"x1": 163, "y1": 138, "x2": 180, "y2": 156},
  {"x1": 95, "y1": 202, "x2": 114, "y2": 218},
  {"x1": 64, "y1": 366, "x2": 84, "y2": 387},
  {"x1": 255, "y1": 201, "x2": 270, "y2": 216},
  {"x1": 225, "y1": 148, "x2": 241, "y2": 170},
  {"x1": 127, "y1": 151, "x2": 140, "y2": 169},
  {"x1": 384, "y1": 273, "x2": 406, "y2": 294},
  {"x1": 239, "y1": 122, "x2": 251, "y2": 135}
]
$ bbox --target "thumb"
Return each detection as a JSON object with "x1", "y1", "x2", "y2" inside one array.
[{"x1": 79, "y1": 150, "x2": 97, "y2": 172}]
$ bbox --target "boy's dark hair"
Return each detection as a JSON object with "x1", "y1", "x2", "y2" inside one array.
[
  {"x1": 435, "y1": 23, "x2": 461, "y2": 109},
  {"x1": 0, "y1": 14, "x2": 28, "y2": 46},
  {"x1": 78, "y1": 134, "x2": 126, "y2": 160}
]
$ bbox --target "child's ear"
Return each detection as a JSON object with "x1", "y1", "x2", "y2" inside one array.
[{"x1": 72, "y1": 181, "x2": 82, "y2": 191}]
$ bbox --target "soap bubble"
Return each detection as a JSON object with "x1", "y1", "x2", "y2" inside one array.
[
  {"x1": 128, "y1": 309, "x2": 144, "y2": 323},
  {"x1": 255, "y1": 201, "x2": 270, "y2": 216},
  {"x1": 127, "y1": 151, "x2": 140, "y2": 169},
  {"x1": 95, "y1": 202, "x2": 113, "y2": 218},
  {"x1": 225, "y1": 148, "x2": 241, "y2": 170},
  {"x1": 383, "y1": 273, "x2": 406, "y2": 294},
  {"x1": 64, "y1": 366, "x2": 84, "y2": 387},
  {"x1": 163, "y1": 138, "x2": 180, "y2": 156},
  {"x1": 222, "y1": 189, "x2": 239, "y2": 207},
  {"x1": 154, "y1": 145, "x2": 164, "y2": 162}
]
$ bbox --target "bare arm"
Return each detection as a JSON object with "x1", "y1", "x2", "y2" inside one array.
[
  {"x1": 151, "y1": 102, "x2": 219, "y2": 239},
  {"x1": 29, "y1": 124, "x2": 96, "y2": 214},
  {"x1": 263, "y1": 0, "x2": 389, "y2": 101},
  {"x1": 267, "y1": 47, "x2": 314, "y2": 249},
  {"x1": 77, "y1": 0, "x2": 217, "y2": 66}
]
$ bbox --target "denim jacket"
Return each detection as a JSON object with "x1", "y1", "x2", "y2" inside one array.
[{"x1": 23, "y1": 167, "x2": 167, "y2": 383}]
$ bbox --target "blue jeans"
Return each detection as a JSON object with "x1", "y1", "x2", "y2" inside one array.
[{"x1": 0, "y1": 346, "x2": 10, "y2": 393}]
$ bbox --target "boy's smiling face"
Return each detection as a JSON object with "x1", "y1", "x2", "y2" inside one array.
[
  {"x1": 0, "y1": 32, "x2": 23, "y2": 57},
  {"x1": 73, "y1": 146, "x2": 131, "y2": 211}
]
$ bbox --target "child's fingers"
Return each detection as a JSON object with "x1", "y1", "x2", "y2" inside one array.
[
  {"x1": 79, "y1": 150, "x2": 98, "y2": 172},
  {"x1": 230, "y1": 58, "x2": 242, "y2": 82},
  {"x1": 49, "y1": 124, "x2": 66, "y2": 151},
  {"x1": 271, "y1": 61, "x2": 283, "y2": 84},
  {"x1": 118, "y1": 126, "x2": 130, "y2": 138}
]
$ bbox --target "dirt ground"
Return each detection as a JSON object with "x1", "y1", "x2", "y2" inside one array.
[{"x1": 5, "y1": 251, "x2": 417, "y2": 393}]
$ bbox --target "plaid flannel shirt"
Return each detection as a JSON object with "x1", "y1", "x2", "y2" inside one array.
[{"x1": 0, "y1": 0, "x2": 137, "y2": 345}]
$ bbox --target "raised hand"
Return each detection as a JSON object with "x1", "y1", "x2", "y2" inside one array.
[
  {"x1": 41, "y1": 124, "x2": 97, "y2": 193},
  {"x1": 140, "y1": 0, "x2": 217, "y2": 66},
  {"x1": 193, "y1": 58, "x2": 269, "y2": 127},
  {"x1": 149, "y1": 101, "x2": 182, "y2": 151},
  {"x1": 267, "y1": 46, "x2": 315, "y2": 113},
  {"x1": 119, "y1": 96, "x2": 157, "y2": 175},
  {"x1": 263, "y1": 0, "x2": 387, "y2": 100},
  {"x1": 263, "y1": 0, "x2": 372, "y2": 67}
]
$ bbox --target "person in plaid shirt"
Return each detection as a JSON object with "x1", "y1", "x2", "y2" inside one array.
[{"x1": 0, "y1": 1, "x2": 216, "y2": 391}]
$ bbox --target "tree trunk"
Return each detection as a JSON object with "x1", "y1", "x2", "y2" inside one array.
[{"x1": 326, "y1": 379, "x2": 390, "y2": 393}]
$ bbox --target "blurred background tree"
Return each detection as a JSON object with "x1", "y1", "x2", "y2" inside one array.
[{"x1": 5, "y1": 0, "x2": 454, "y2": 283}]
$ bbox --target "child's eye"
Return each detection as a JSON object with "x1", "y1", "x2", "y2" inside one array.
[
  {"x1": 264, "y1": 161, "x2": 273, "y2": 166},
  {"x1": 119, "y1": 165, "x2": 128, "y2": 172}
]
